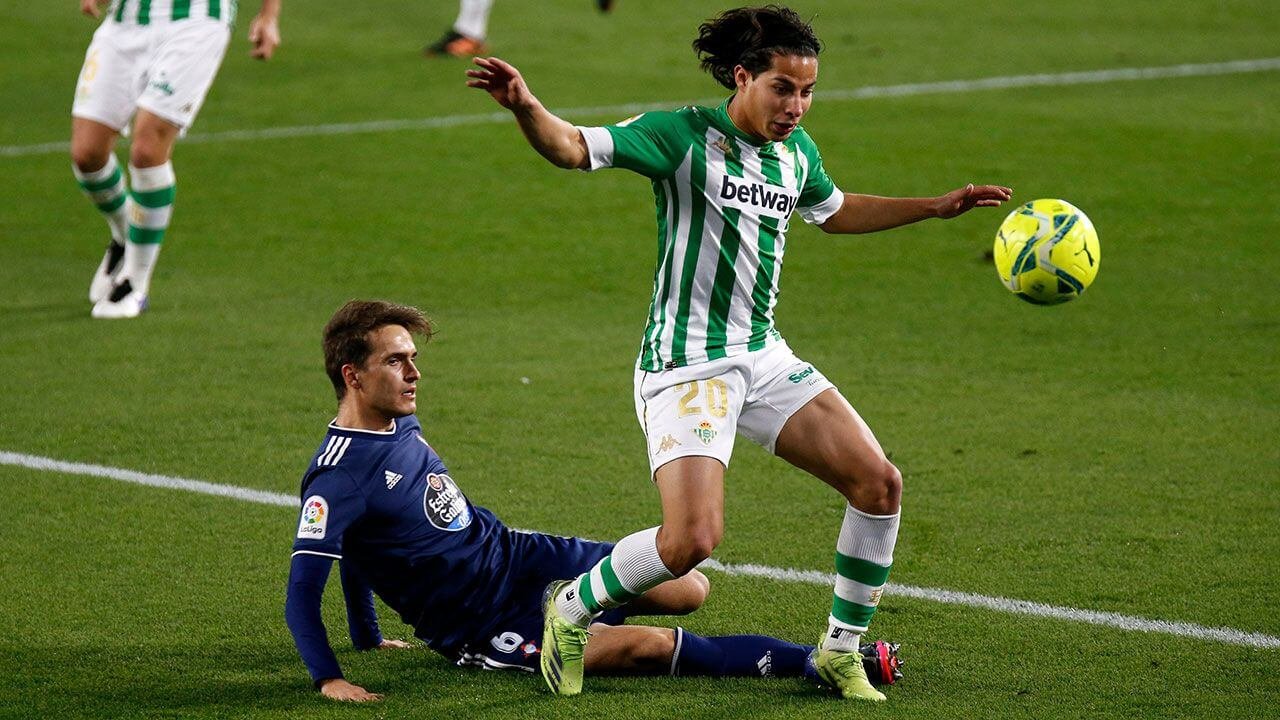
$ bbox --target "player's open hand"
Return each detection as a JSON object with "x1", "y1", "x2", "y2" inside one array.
[
  {"x1": 377, "y1": 639, "x2": 414, "y2": 650},
  {"x1": 934, "y1": 183, "x2": 1013, "y2": 219},
  {"x1": 248, "y1": 14, "x2": 281, "y2": 60},
  {"x1": 319, "y1": 678, "x2": 383, "y2": 702},
  {"x1": 81, "y1": 0, "x2": 109, "y2": 18},
  {"x1": 467, "y1": 57, "x2": 538, "y2": 112}
]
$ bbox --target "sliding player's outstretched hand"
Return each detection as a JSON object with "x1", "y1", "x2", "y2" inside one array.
[
  {"x1": 467, "y1": 57, "x2": 538, "y2": 111},
  {"x1": 377, "y1": 639, "x2": 414, "y2": 650},
  {"x1": 319, "y1": 678, "x2": 383, "y2": 703},
  {"x1": 934, "y1": 183, "x2": 1014, "y2": 219}
]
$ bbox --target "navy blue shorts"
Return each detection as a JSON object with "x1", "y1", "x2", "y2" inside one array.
[{"x1": 453, "y1": 531, "x2": 631, "y2": 672}]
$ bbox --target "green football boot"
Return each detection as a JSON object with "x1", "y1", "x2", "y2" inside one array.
[
  {"x1": 814, "y1": 634, "x2": 887, "y2": 702},
  {"x1": 540, "y1": 580, "x2": 590, "y2": 696}
]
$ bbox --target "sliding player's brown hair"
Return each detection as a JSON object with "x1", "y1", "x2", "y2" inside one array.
[{"x1": 323, "y1": 300, "x2": 434, "y2": 400}]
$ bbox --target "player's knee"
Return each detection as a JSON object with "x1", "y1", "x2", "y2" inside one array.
[
  {"x1": 669, "y1": 570, "x2": 711, "y2": 615},
  {"x1": 70, "y1": 144, "x2": 111, "y2": 174},
  {"x1": 628, "y1": 628, "x2": 677, "y2": 668},
  {"x1": 658, "y1": 527, "x2": 721, "y2": 576},
  {"x1": 848, "y1": 461, "x2": 902, "y2": 515},
  {"x1": 128, "y1": 142, "x2": 170, "y2": 169}
]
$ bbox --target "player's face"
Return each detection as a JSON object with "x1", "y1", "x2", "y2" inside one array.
[
  {"x1": 735, "y1": 53, "x2": 818, "y2": 141},
  {"x1": 353, "y1": 325, "x2": 421, "y2": 420}
]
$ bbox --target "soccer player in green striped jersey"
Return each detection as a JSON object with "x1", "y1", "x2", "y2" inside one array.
[
  {"x1": 71, "y1": 0, "x2": 282, "y2": 318},
  {"x1": 469, "y1": 5, "x2": 1012, "y2": 701}
]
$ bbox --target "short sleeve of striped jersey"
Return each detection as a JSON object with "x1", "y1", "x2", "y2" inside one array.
[
  {"x1": 793, "y1": 129, "x2": 845, "y2": 225},
  {"x1": 577, "y1": 110, "x2": 691, "y2": 179}
]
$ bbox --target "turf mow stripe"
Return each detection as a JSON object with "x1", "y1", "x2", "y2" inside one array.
[
  {"x1": 5, "y1": 57, "x2": 1278, "y2": 158},
  {"x1": 3, "y1": 449, "x2": 1278, "y2": 651}
]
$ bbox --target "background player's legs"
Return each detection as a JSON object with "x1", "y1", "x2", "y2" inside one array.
[
  {"x1": 425, "y1": 0, "x2": 492, "y2": 57},
  {"x1": 453, "y1": 0, "x2": 494, "y2": 41},
  {"x1": 775, "y1": 389, "x2": 902, "y2": 652},
  {"x1": 553, "y1": 456, "x2": 724, "y2": 626},
  {"x1": 71, "y1": 117, "x2": 128, "y2": 303},
  {"x1": 95, "y1": 109, "x2": 180, "y2": 319}
]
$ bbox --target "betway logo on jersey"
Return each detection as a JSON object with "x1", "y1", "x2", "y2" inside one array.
[{"x1": 719, "y1": 177, "x2": 798, "y2": 219}]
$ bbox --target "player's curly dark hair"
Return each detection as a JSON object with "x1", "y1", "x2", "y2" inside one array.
[
  {"x1": 693, "y1": 5, "x2": 822, "y2": 90},
  {"x1": 323, "y1": 299, "x2": 434, "y2": 400}
]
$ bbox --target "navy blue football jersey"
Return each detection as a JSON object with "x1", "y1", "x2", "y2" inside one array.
[{"x1": 291, "y1": 415, "x2": 524, "y2": 653}]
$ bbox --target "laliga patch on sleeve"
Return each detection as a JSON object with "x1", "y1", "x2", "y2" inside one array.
[{"x1": 297, "y1": 495, "x2": 329, "y2": 540}]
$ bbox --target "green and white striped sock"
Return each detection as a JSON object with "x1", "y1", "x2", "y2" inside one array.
[
  {"x1": 123, "y1": 162, "x2": 176, "y2": 296},
  {"x1": 826, "y1": 505, "x2": 899, "y2": 652},
  {"x1": 555, "y1": 526, "x2": 674, "y2": 627},
  {"x1": 73, "y1": 154, "x2": 128, "y2": 242}
]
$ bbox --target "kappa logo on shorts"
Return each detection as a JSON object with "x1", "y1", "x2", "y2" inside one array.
[
  {"x1": 656, "y1": 434, "x2": 682, "y2": 454},
  {"x1": 693, "y1": 421, "x2": 717, "y2": 446}
]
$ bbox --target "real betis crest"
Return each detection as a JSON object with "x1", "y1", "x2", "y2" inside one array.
[
  {"x1": 693, "y1": 421, "x2": 718, "y2": 446},
  {"x1": 713, "y1": 136, "x2": 737, "y2": 160}
]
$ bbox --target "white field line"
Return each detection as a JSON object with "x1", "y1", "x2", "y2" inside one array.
[
  {"x1": 5, "y1": 57, "x2": 1279, "y2": 159},
  {"x1": 4, "y1": 449, "x2": 1278, "y2": 650}
]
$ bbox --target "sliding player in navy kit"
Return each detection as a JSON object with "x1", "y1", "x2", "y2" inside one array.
[{"x1": 284, "y1": 300, "x2": 901, "y2": 701}]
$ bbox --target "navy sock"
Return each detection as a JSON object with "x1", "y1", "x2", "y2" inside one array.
[{"x1": 674, "y1": 628, "x2": 817, "y2": 680}]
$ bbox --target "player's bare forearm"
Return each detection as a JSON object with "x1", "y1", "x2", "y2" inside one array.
[
  {"x1": 512, "y1": 102, "x2": 590, "y2": 170},
  {"x1": 466, "y1": 57, "x2": 588, "y2": 169},
  {"x1": 819, "y1": 184, "x2": 1013, "y2": 234},
  {"x1": 819, "y1": 194, "x2": 939, "y2": 234}
]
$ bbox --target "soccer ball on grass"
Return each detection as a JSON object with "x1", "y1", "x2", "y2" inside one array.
[{"x1": 993, "y1": 198, "x2": 1100, "y2": 305}]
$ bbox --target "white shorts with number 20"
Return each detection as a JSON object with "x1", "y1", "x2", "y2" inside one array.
[
  {"x1": 633, "y1": 341, "x2": 835, "y2": 476},
  {"x1": 73, "y1": 18, "x2": 231, "y2": 133}
]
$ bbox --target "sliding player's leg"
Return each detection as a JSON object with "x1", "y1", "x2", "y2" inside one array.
[
  {"x1": 585, "y1": 625, "x2": 814, "y2": 680},
  {"x1": 543, "y1": 457, "x2": 724, "y2": 695}
]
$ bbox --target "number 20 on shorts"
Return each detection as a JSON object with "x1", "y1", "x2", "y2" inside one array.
[{"x1": 675, "y1": 379, "x2": 730, "y2": 419}]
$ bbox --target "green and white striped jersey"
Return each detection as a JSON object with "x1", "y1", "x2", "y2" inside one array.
[
  {"x1": 108, "y1": 0, "x2": 237, "y2": 25},
  {"x1": 579, "y1": 99, "x2": 844, "y2": 371}
]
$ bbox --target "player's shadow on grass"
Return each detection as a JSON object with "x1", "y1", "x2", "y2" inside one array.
[{"x1": 0, "y1": 301, "x2": 116, "y2": 323}]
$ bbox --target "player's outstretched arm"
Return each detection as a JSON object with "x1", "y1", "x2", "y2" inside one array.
[
  {"x1": 819, "y1": 183, "x2": 1013, "y2": 235},
  {"x1": 466, "y1": 57, "x2": 589, "y2": 170},
  {"x1": 286, "y1": 553, "x2": 383, "y2": 702},
  {"x1": 248, "y1": 0, "x2": 282, "y2": 60}
]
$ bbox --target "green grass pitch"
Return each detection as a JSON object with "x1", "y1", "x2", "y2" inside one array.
[{"x1": 1, "y1": 1, "x2": 1278, "y2": 718}]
